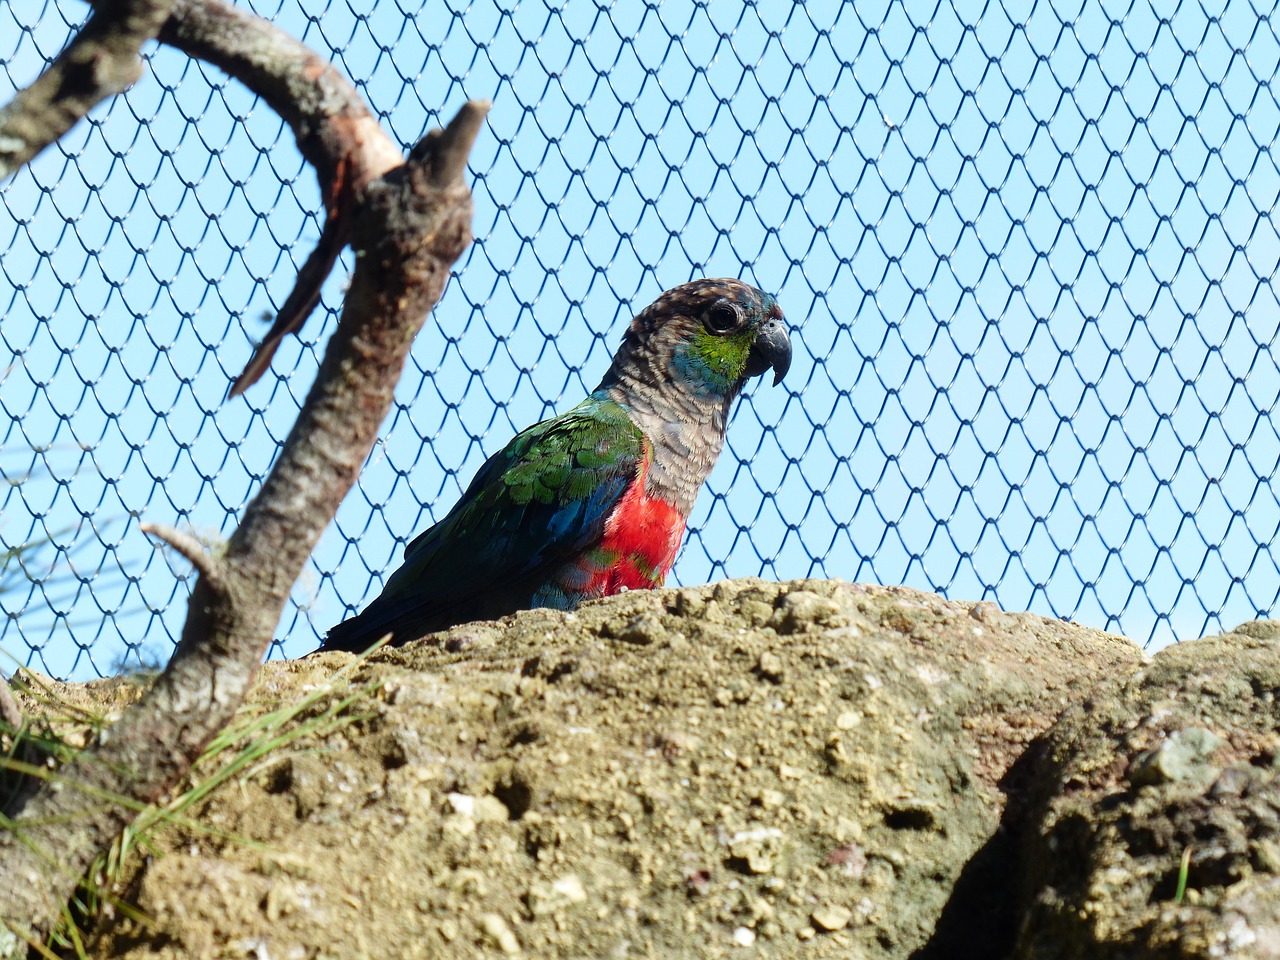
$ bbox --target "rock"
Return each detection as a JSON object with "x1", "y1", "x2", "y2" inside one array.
[
  {"x1": 474, "y1": 795, "x2": 511, "y2": 822},
  {"x1": 1129, "y1": 727, "x2": 1224, "y2": 787},
  {"x1": 756, "y1": 788, "x2": 785, "y2": 810},
  {"x1": 527, "y1": 875, "x2": 587, "y2": 917},
  {"x1": 811, "y1": 904, "x2": 853, "y2": 932},
  {"x1": 480, "y1": 913, "x2": 521, "y2": 955},
  {"x1": 446, "y1": 792, "x2": 476, "y2": 817},
  {"x1": 771, "y1": 589, "x2": 847, "y2": 634},
  {"x1": 613, "y1": 614, "x2": 663, "y2": 646},
  {"x1": 728, "y1": 827, "x2": 786, "y2": 875},
  {"x1": 1014, "y1": 628, "x2": 1280, "y2": 959},
  {"x1": 756, "y1": 650, "x2": 785, "y2": 682},
  {"x1": 51, "y1": 578, "x2": 1143, "y2": 960},
  {"x1": 1231, "y1": 619, "x2": 1280, "y2": 640}
]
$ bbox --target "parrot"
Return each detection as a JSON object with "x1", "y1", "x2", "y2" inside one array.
[{"x1": 319, "y1": 277, "x2": 792, "y2": 652}]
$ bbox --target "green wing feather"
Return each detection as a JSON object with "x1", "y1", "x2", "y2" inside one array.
[
  {"x1": 395, "y1": 394, "x2": 643, "y2": 577},
  {"x1": 323, "y1": 394, "x2": 646, "y2": 648}
]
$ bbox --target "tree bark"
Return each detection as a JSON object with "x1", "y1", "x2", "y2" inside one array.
[
  {"x1": 0, "y1": 0, "x2": 177, "y2": 181},
  {"x1": 0, "y1": 0, "x2": 487, "y2": 943}
]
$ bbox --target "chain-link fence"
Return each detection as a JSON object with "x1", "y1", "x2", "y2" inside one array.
[{"x1": 1, "y1": 0, "x2": 1276, "y2": 679}]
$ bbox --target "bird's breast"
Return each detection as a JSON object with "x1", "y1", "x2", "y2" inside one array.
[
  {"x1": 595, "y1": 475, "x2": 685, "y2": 592},
  {"x1": 550, "y1": 463, "x2": 685, "y2": 603}
]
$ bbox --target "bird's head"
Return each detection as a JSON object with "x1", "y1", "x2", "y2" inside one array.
[{"x1": 603, "y1": 279, "x2": 792, "y2": 402}]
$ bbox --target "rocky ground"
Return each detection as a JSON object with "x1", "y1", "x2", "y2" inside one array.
[{"x1": 12, "y1": 578, "x2": 1280, "y2": 958}]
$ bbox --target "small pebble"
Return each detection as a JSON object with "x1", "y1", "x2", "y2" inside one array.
[
  {"x1": 836, "y1": 710, "x2": 860, "y2": 729},
  {"x1": 479, "y1": 913, "x2": 520, "y2": 955},
  {"x1": 811, "y1": 904, "x2": 852, "y2": 932},
  {"x1": 446, "y1": 793, "x2": 475, "y2": 817},
  {"x1": 473, "y1": 795, "x2": 510, "y2": 822},
  {"x1": 757, "y1": 788, "x2": 784, "y2": 810},
  {"x1": 757, "y1": 651, "x2": 785, "y2": 682},
  {"x1": 1130, "y1": 727, "x2": 1224, "y2": 787},
  {"x1": 527, "y1": 875, "x2": 588, "y2": 916}
]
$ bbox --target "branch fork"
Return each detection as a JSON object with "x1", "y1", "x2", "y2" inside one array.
[
  {"x1": 0, "y1": 0, "x2": 488, "y2": 940},
  {"x1": 139, "y1": 522, "x2": 225, "y2": 586}
]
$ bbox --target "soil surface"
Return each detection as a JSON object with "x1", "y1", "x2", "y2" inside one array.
[{"x1": 24, "y1": 579, "x2": 1148, "y2": 959}]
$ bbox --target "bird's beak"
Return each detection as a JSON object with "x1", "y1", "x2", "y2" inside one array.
[{"x1": 745, "y1": 311, "x2": 792, "y2": 386}]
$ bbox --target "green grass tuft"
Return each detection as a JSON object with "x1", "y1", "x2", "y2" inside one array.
[
  {"x1": 1174, "y1": 845, "x2": 1193, "y2": 904},
  {"x1": 2, "y1": 640, "x2": 387, "y2": 956}
]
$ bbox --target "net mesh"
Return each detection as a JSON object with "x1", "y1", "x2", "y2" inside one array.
[{"x1": 2, "y1": 0, "x2": 1278, "y2": 678}]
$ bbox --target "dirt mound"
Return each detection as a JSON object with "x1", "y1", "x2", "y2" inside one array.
[{"x1": 46, "y1": 578, "x2": 1142, "y2": 959}]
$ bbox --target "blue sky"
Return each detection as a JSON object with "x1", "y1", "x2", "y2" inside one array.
[{"x1": 1, "y1": 0, "x2": 1278, "y2": 678}]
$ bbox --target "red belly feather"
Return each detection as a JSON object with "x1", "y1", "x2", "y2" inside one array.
[{"x1": 591, "y1": 465, "x2": 685, "y2": 595}]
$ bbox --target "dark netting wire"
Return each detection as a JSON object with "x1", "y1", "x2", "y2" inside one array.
[{"x1": 1, "y1": 0, "x2": 1278, "y2": 679}]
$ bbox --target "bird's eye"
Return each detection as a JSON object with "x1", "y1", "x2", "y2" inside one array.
[{"x1": 705, "y1": 303, "x2": 739, "y2": 334}]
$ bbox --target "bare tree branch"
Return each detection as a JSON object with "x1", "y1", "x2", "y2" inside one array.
[
  {"x1": 0, "y1": 0, "x2": 177, "y2": 182},
  {"x1": 228, "y1": 217, "x2": 339, "y2": 396},
  {"x1": 138, "y1": 522, "x2": 225, "y2": 586},
  {"x1": 0, "y1": 0, "x2": 487, "y2": 940},
  {"x1": 154, "y1": 0, "x2": 404, "y2": 396}
]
